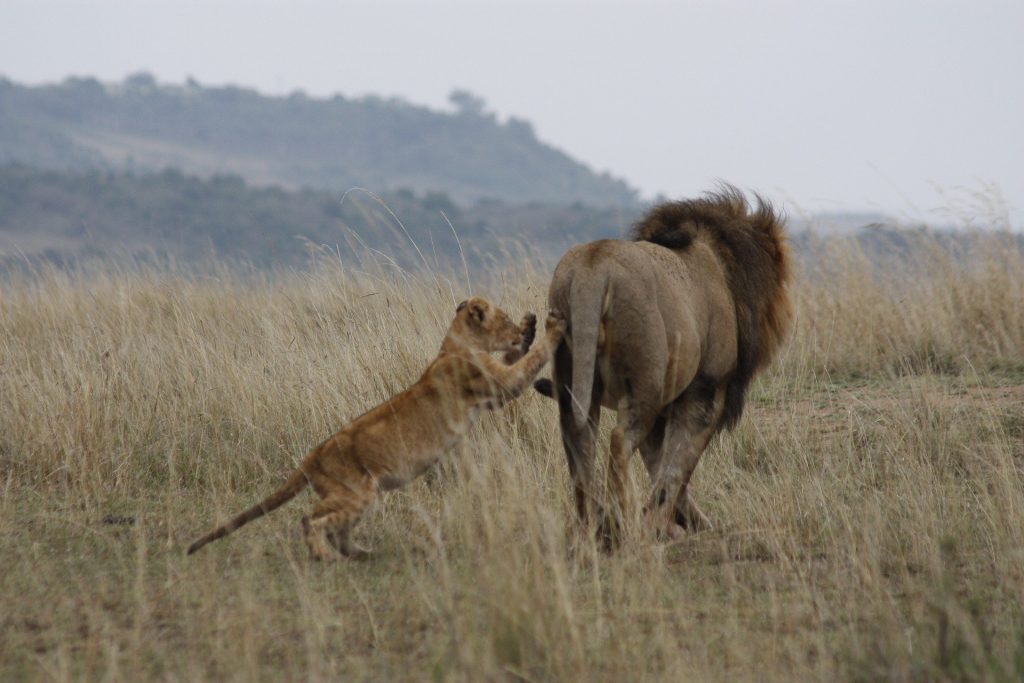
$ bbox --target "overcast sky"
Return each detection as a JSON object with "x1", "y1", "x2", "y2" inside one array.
[{"x1": 2, "y1": 0, "x2": 1021, "y2": 225}]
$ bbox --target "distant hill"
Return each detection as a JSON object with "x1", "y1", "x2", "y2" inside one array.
[
  {"x1": 0, "y1": 163, "x2": 636, "y2": 269},
  {"x1": 0, "y1": 74, "x2": 639, "y2": 207},
  {"x1": 1, "y1": 162, "x2": 995, "y2": 276}
]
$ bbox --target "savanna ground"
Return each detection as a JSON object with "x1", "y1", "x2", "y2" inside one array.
[{"x1": 2, "y1": 233, "x2": 1023, "y2": 682}]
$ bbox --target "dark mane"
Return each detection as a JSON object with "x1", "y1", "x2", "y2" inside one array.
[{"x1": 631, "y1": 184, "x2": 792, "y2": 429}]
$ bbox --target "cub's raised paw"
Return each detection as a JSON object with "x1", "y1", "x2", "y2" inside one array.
[
  {"x1": 545, "y1": 309, "x2": 567, "y2": 336},
  {"x1": 519, "y1": 313, "x2": 537, "y2": 352}
]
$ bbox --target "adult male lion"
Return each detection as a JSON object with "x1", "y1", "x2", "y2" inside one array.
[
  {"x1": 188, "y1": 297, "x2": 565, "y2": 560},
  {"x1": 537, "y1": 186, "x2": 791, "y2": 542}
]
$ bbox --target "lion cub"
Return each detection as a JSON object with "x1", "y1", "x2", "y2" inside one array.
[{"x1": 188, "y1": 297, "x2": 565, "y2": 560}]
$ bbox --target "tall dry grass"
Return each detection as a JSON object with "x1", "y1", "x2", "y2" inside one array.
[{"x1": 1, "y1": 233, "x2": 1023, "y2": 681}]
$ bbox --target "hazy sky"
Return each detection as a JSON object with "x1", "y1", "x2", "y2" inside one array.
[{"x1": 2, "y1": 0, "x2": 1021, "y2": 225}]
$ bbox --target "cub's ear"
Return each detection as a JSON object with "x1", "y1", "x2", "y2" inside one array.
[
  {"x1": 467, "y1": 299, "x2": 487, "y2": 323},
  {"x1": 456, "y1": 300, "x2": 468, "y2": 312}
]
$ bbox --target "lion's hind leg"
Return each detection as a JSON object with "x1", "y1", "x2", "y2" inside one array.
[
  {"x1": 641, "y1": 420, "x2": 712, "y2": 532},
  {"x1": 605, "y1": 404, "x2": 659, "y2": 549},
  {"x1": 554, "y1": 342, "x2": 602, "y2": 532},
  {"x1": 676, "y1": 492, "x2": 713, "y2": 532},
  {"x1": 605, "y1": 423, "x2": 638, "y2": 549},
  {"x1": 646, "y1": 380, "x2": 726, "y2": 542}
]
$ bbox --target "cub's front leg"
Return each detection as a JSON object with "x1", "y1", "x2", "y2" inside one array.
[{"x1": 483, "y1": 310, "x2": 566, "y2": 407}]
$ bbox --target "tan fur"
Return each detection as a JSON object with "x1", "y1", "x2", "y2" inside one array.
[
  {"x1": 188, "y1": 297, "x2": 565, "y2": 560},
  {"x1": 540, "y1": 186, "x2": 791, "y2": 544}
]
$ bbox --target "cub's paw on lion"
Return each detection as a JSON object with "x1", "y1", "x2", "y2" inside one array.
[{"x1": 545, "y1": 308, "x2": 566, "y2": 335}]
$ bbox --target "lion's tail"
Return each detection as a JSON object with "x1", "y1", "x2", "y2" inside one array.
[
  {"x1": 569, "y1": 274, "x2": 610, "y2": 429},
  {"x1": 187, "y1": 468, "x2": 309, "y2": 555}
]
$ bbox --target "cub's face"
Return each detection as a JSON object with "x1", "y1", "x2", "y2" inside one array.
[{"x1": 455, "y1": 297, "x2": 524, "y2": 353}]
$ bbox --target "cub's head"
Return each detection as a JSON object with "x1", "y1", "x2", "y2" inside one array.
[{"x1": 454, "y1": 297, "x2": 524, "y2": 353}]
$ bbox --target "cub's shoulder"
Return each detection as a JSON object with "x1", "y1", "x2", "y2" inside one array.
[{"x1": 422, "y1": 352, "x2": 488, "y2": 387}]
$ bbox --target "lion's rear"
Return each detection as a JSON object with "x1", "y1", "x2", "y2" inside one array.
[{"x1": 630, "y1": 184, "x2": 791, "y2": 428}]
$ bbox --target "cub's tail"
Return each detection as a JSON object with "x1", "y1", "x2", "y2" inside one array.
[{"x1": 187, "y1": 468, "x2": 309, "y2": 555}]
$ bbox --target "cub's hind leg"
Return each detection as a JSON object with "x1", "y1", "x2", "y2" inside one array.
[
  {"x1": 302, "y1": 475, "x2": 378, "y2": 561},
  {"x1": 327, "y1": 522, "x2": 372, "y2": 560}
]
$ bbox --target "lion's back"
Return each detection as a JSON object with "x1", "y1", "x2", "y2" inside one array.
[{"x1": 549, "y1": 238, "x2": 727, "y2": 317}]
